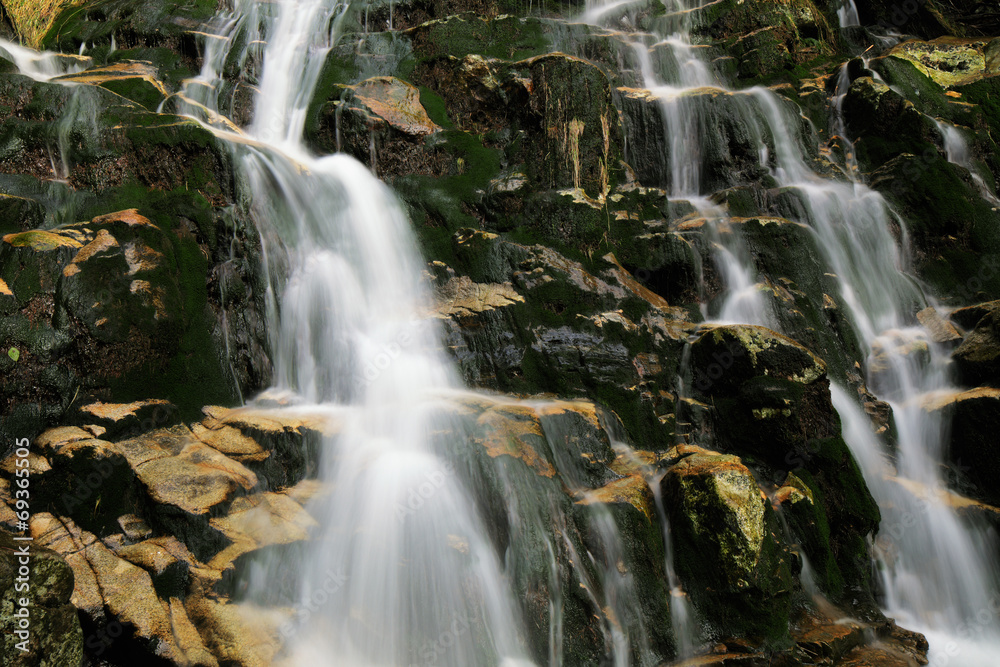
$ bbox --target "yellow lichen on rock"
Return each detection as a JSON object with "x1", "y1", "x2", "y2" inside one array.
[
  {"x1": 1, "y1": 0, "x2": 88, "y2": 48},
  {"x1": 886, "y1": 37, "x2": 1000, "y2": 87},
  {"x1": 3, "y1": 229, "x2": 84, "y2": 251}
]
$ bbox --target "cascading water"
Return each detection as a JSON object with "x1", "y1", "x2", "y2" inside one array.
[
  {"x1": 174, "y1": 1, "x2": 535, "y2": 664},
  {"x1": 620, "y1": 8, "x2": 774, "y2": 327},
  {"x1": 7, "y1": 0, "x2": 999, "y2": 662},
  {"x1": 579, "y1": 0, "x2": 1000, "y2": 663},
  {"x1": 837, "y1": 0, "x2": 862, "y2": 29},
  {"x1": 177, "y1": 1, "x2": 670, "y2": 665},
  {"x1": 935, "y1": 118, "x2": 1000, "y2": 207}
]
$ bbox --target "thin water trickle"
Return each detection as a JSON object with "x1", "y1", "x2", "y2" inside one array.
[{"x1": 935, "y1": 118, "x2": 1000, "y2": 207}]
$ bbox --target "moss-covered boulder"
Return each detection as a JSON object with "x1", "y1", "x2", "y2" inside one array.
[
  {"x1": 661, "y1": 444, "x2": 793, "y2": 645},
  {"x1": 432, "y1": 229, "x2": 696, "y2": 450},
  {"x1": 0, "y1": 205, "x2": 268, "y2": 443},
  {"x1": 885, "y1": 37, "x2": 1000, "y2": 87},
  {"x1": 670, "y1": 0, "x2": 835, "y2": 80},
  {"x1": 0, "y1": 526, "x2": 84, "y2": 667},
  {"x1": 685, "y1": 325, "x2": 882, "y2": 612}
]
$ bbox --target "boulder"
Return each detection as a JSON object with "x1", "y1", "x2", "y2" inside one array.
[
  {"x1": 686, "y1": 325, "x2": 882, "y2": 612},
  {"x1": 885, "y1": 37, "x2": 1000, "y2": 88},
  {"x1": 435, "y1": 228, "x2": 696, "y2": 450},
  {"x1": 921, "y1": 387, "x2": 1000, "y2": 505},
  {"x1": 661, "y1": 445, "x2": 793, "y2": 643},
  {"x1": 952, "y1": 300, "x2": 1000, "y2": 386},
  {"x1": 0, "y1": 526, "x2": 84, "y2": 667}
]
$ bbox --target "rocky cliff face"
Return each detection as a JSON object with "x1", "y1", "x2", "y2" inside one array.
[{"x1": 0, "y1": 0, "x2": 998, "y2": 665}]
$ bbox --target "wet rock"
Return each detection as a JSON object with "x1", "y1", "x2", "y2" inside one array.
[
  {"x1": 55, "y1": 60, "x2": 169, "y2": 110},
  {"x1": 868, "y1": 152, "x2": 1000, "y2": 303},
  {"x1": 921, "y1": 387, "x2": 1000, "y2": 505},
  {"x1": 662, "y1": 445, "x2": 793, "y2": 643},
  {"x1": 686, "y1": 325, "x2": 882, "y2": 612},
  {"x1": 841, "y1": 74, "x2": 931, "y2": 171},
  {"x1": 436, "y1": 229, "x2": 695, "y2": 450},
  {"x1": 616, "y1": 86, "x2": 773, "y2": 192},
  {"x1": 681, "y1": 0, "x2": 835, "y2": 79},
  {"x1": 885, "y1": 37, "x2": 1000, "y2": 87},
  {"x1": 0, "y1": 526, "x2": 84, "y2": 667},
  {"x1": 444, "y1": 395, "x2": 674, "y2": 664},
  {"x1": 951, "y1": 300, "x2": 1000, "y2": 386},
  {"x1": 916, "y1": 306, "x2": 962, "y2": 343}
]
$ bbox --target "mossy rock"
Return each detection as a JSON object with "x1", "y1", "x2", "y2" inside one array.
[
  {"x1": 0, "y1": 527, "x2": 85, "y2": 666},
  {"x1": 662, "y1": 446, "x2": 794, "y2": 646},
  {"x1": 869, "y1": 153, "x2": 1000, "y2": 303},
  {"x1": 684, "y1": 325, "x2": 881, "y2": 611},
  {"x1": 404, "y1": 13, "x2": 552, "y2": 62}
]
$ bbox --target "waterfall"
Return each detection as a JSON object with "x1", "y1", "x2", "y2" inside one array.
[
  {"x1": 838, "y1": 0, "x2": 861, "y2": 29},
  {"x1": 5, "y1": 0, "x2": 999, "y2": 663},
  {"x1": 579, "y1": 1, "x2": 1000, "y2": 663},
  {"x1": 178, "y1": 2, "x2": 538, "y2": 664},
  {"x1": 935, "y1": 119, "x2": 1000, "y2": 207}
]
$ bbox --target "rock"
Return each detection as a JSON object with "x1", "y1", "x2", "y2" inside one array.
[
  {"x1": 0, "y1": 526, "x2": 84, "y2": 667},
  {"x1": 686, "y1": 325, "x2": 882, "y2": 612},
  {"x1": 662, "y1": 445, "x2": 793, "y2": 643},
  {"x1": 55, "y1": 60, "x2": 169, "y2": 109},
  {"x1": 185, "y1": 584, "x2": 283, "y2": 667},
  {"x1": 0, "y1": 201, "x2": 263, "y2": 440},
  {"x1": 869, "y1": 330, "x2": 931, "y2": 392},
  {"x1": 841, "y1": 74, "x2": 932, "y2": 171},
  {"x1": 436, "y1": 229, "x2": 695, "y2": 450},
  {"x1": 868, "y1": 152, "x2": 1000, "y2": 303},
  {"x1": 433, "y1": 271, "x2": 525, "y2": 318},
  {"x1": 682, "y1": 0, "x2": 836, "y2": 79},
  {"x1": 205, "y1": 488, "x2": 318, "y2": 575},
  {"x1": 29, "y1": 512, "x2": 219, "y2": 665},
  {"x1": 916, "y1": 306, "x2": 962, "y2": 343},
  {"x1": 337, "y1": 76, "x2": 441, "y2": 136},
  {"x1": 952, "y1": 301, "x2": 1000, "y2": 386},
  {"x1": 921, "y1": 387, "x2": 1000, "y2": 504},
  {"x1": 616, "y1": 86, "x2": 773, "y2": 193},
  {"x1": 885, "y1": 37, "x2": 1000, "y2": 88}
]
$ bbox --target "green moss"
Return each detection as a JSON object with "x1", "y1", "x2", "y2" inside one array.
[
  {"x1": 74, "y1": 186, "x2": 238, "y2": 419},
  {"x1": 43, "y1": 0, "x2": 221, "y2": 51},
  {"x1": 407, "y1": 14, "x2": 550, "y2": 62}
]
